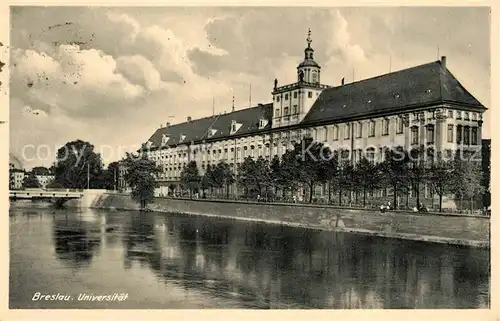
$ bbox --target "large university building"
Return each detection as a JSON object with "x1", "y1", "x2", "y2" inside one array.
[{"x1": 136, "y1": 31, "x2": 486, "y2": 197}]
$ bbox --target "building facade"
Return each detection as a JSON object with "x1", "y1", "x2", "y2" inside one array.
[
  {"x1": 9, "y1": 157, "x2": 25, "y2": 190},
  {"x1": 140, "y1": 31, "x2": 486, "y2": 197},
  {"x1": 36, "y1": 174, "x2": 55, "y2": 189},
  {"x1": 117, "y1": 162, "x2": 129, "y2": 192},
  {"x1": 9, "y1": 169, "x2": 25, "y2": 190}
]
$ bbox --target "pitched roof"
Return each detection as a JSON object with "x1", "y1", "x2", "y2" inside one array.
[
  {"x1": 302, "y1": 60, "x2": 485, "y2": 125},
  {"x1": 144, "y1": 103, "x2": 273, "y2": 150}
]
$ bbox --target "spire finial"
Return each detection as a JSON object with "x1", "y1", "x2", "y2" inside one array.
[
  {"x1": 306, "y1": 28, "x2": 312, "y2": 47},
  {"x1": 232, "y1": 92, "x2": 235, "y2": 112}
]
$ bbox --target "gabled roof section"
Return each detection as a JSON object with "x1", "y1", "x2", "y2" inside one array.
[
  {"x1": 207, "y1": 103, "x2": 273, "y2": 140},
  {"x1": 302, "y1": 60, "x2": 485, "y2": 125},
  {"x1": 143, "y1": 103, "x2": 273, "y2": 150}
]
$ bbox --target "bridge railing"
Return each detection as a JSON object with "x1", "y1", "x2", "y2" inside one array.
[
  {"x1": 42, "y1": 188, "x2": 84, "y2": 192},
  {"x1": 9, "y1": 190, "x2": 84, "y2": 197}
]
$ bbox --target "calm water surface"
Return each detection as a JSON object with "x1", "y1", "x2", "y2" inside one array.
[{"x1": 9, "y1": 207, "x2": 490, "y2": 309}]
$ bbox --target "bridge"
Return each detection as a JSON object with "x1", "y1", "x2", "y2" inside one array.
[{"x1": 10, "y1": 189, "x2": 84, "y2": 207}]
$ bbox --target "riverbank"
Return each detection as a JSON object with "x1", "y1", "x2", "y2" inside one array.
[{"x1": 66, "y1": 192, "x2": 489, "y2": 248}]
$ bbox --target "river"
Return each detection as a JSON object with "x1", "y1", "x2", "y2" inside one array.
[{"x1": 9, "y1": 207, "x2": 490, "y2": 309}]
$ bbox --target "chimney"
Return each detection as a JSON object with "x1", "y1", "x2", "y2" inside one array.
[
  {"x1": 187, "y1": 116, "x2": 192, "y2": 122},
  {"x1": 441, "y1": 56, "x2": 446, "y2": 68},
  {"x1": 166, "y1": 122, "x2": 170, "y2": 127},
  {"x1": 341, "y1": 77, "x2": 345, "y2": 86}
]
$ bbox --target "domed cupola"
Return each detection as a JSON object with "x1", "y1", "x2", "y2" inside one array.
[{"x1": 297, "y1": 29, "x2": 321, "y2": 84}]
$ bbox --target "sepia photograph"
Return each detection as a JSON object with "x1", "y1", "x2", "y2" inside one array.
[{"x1": 7, "y1": 5, "x2": 491, "y2": 311}]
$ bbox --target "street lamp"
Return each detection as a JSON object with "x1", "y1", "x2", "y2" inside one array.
[
  {"x1": 87, "y1": 162, "x2": 90, "y2": 190},
  {"x1": 79, "y1": 160, "x2": 90, "y2": 190}
]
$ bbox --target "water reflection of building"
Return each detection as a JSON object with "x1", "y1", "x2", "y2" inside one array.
[
  {"x1": 52, "y1": 214, "x2": 101, "y2": 267},
  {"x1": 123, "y1": 212, "x2": 161, "y2": 270},
  {"x1": 121, "y1": 212, "x2": 489, "y2": 308}
]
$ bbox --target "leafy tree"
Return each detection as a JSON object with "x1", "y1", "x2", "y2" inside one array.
[
  {"x1": 407, "y1": 146, "x2": 429, "y2": 207},
  {"x1": 289, "y1": 137, "x2": 330, "y2": 203},
  {"x1": 279, "y1": 149, "x2": 301, "y2": 198},
  {"x1": 31, "y1": 166, "x2": 50, "y2": 175},
  {"x1": 327, "y1": 149, "x2": 354, "y2": 206},
  {"x1": 237, "y1": 156, "x2": 271, "y2": 198},
  {"x1": 168, "y1": 183, "x2": 178, "y2": 196},
  {"x1": 481, "y1": 142, "x2": 491, "y2": 208},
  {"x1": 214, "y1": 162, "x2": 235, "y2": 198},
  {"x1": 428, "y1": 153, "x2": 453, "y2": 212},
  {"x1": 107, "y1": 161, "x2": 120, "y2": 191},
  {"x1": 354, "y1": 157, "x2": 381, "y2": 207},
  {"x1": 47, "y1": 180, "x2": 64, "y2": 189},
  {"x1": 23, "y1": 172, "x2": 40, "y2": 188},
  {"x1": 339, "y1": 160, "x2": 355, "y2": 205},
  {"x1": 122, "y1": 152, "x2": 160, "y2": 209},
  {"x1": 451, "y1": 151, "x2": 484, "y2": 213},
  {"x1": 211, "y1": 163, "x2": 225, "y2": 192},
  {"x1": 201, "y1": 164, "x2": 215, "y2": 196},
  {"x1": 51, "y1": 140, "x2": 104, "y2": 189},
  {"x1": 9, "y1": 169, "x2": 15, "y2": 189},
  {"x1": 180, "y1": 161, "x2": 201, "y2": 198},
  {"x1": 379, "y1": 146, "x2": 410, "y2": 208},
  {"x1": 324, "y1": 150, "x2": 339, "y2": 203},
  {"x1": 256, "y1": 156, "x2": 272, "y2": 198},
  {"x1": 270, "y1": 155, "x2": 282, "y2": 196},
  {"x1": 236, "y1": 157, "x2": 255, "y2": 196},
  {"x1": 92, "y1": 166, "x2": 114, "y2": 190}
]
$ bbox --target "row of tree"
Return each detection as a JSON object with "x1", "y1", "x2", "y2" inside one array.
[
  {"x1": 42, "y1": 138, "x2": 487, "y2": 213},
  {"x1": 177, "y1": 137, "x2": 485, "y2": 212}
]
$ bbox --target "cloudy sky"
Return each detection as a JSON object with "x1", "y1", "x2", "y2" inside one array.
[{"x1": 9, "y1": 6, "x2": 490, "y2": 169}]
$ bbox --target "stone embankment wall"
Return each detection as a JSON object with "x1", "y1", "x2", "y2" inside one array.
[{"x1": 88, "y1": 193, "x2": 490, "y2": 248}]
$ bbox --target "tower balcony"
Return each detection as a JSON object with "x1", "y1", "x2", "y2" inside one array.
[{"x1": 272, "y1": 81, "x2": 331, "y2": 94}]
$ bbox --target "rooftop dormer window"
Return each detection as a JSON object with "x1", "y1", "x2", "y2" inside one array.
[
  {"x1": 208, "y1": 128, "x2": 217, "y2": 138},
  {"x1": 146, "y1": 141, "x2": 153, "y2": 148},
  {"x1": 230, "y1": 120, "x2": 242, "y2": 135},
  {"x1": 259, "y1": 117, "x2": 269, "y2": 129},
  {"x1": 161, "y1": 134, "x2": 170, "y2": 146},
  {"x1": 179, "y1": 134, "x2": 186, "y2": 143}
]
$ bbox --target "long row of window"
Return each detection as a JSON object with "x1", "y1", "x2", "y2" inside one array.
[
  {"x1": 275, "y1": 105, "x2": 299, "y2": 117},
  {"x1": 448, "y1": 110, "x2": 479, "y2": 121},
  {"x1": 447, "y1": 124, "x2": 479, "y2": 145},
  {"x1": 327, "y1": 117, "x2": 405, "y2": 140},
  {"x1": 410, "y1": 125, "x2": 480, "y2": 146},
  {"x1": 410, "y1": 126, "x2": 435, "y2": 145},
  {"x1": 275, "y1": 90, "x2": 314, "y2": 103}
]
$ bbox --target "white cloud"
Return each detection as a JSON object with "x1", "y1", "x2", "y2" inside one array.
[
  {"x1": 11, "y1": 44, "x2": 145, "y2": 118},
  {"x1": 326, "y1": 9, "x2": 367, "y2": 64},
  {"x1": 116, "y1": 55, "x2": 169, "y2": 91}
]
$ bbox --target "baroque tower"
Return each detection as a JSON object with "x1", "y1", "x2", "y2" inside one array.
[
  {"x1": 272, "y1": 29, "x2": 330, "y2": 128},
  {"x1": 297, "y1": 28, "x2": 321, "y2": 84}
]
